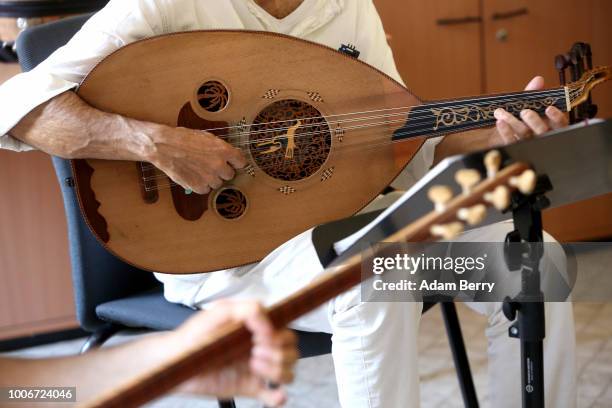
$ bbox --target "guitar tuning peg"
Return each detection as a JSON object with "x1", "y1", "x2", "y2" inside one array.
[
  {"x1": 484, "y1": 150, "x2": 502, "y2": 178},
  {"x1": 457, "y1": 204, "x2": 487, "y2": 225},
  {"x1": 428, "y1": 185, "x2": 454, "y2": 212},
  {"x1": 431, "y1": 222, "x2": 465, "y2": 240},
  {"x1": 455, "y1": 169, "x2": 481, "y2": 194},
  {"x1": 484, "y1": 185, "x2": 511, "y2": 211},
  {"x1": 509, "y1": 169, "x2": 537, "y2": 195}
]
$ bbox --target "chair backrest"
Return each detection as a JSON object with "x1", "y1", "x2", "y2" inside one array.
[{"x1": 16, "y1": 15, "x2": 158, "y2": 332}]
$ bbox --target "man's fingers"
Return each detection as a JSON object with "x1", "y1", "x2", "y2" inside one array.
[
  {"x1": 250, "y1": 354, "x2": 296, "y2": 384},
  {"x1": 252, "y1": 341, "x2": 299, "y2": 367},
  {"x1": 494, "y1": 109, "x2": 532, "y2": 139},
  {"x1": 208, "y1": 176, "x2": 224, "y2": 190},
  {"x1": 240, "y1": 305, "x2": 276, "y2": 341},
  {"x1": 218, "y1": 163, "x2": 236, "y2": 181},
  {"x1": 520, "y1": 109, "x2": 550, "y2": 135},
  {"x1": 168, "y1": 172, "x2": 210, "y2": 195},
  {"x1": 256, "y1": 387, "x2": 287, "y2": 408},
  {"x1": 524, "y1": 75, "x2": 545, "y2": 91},
  {"x1": 227, "y1": 148, "x2": 247, "y2": 169},
  {"x1": 495, "y1": 120, "x2": 516, "y2": 145},
  {"x1": 545, "y1": 106, "x2": 569, "y2": 129},
  {"x1": 254, "y1": 328, "x2": 297, "y2": 350},
  {"x1": 215, "y1": 301, "x2": 277, "y2": 343}
]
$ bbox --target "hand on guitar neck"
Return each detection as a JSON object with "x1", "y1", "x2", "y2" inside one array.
[
  {"x1": 175, "y1": 300, "x2": 298, "y2": 405},
  {"x1": 433, "y1": 76, "x2": 569, "y2": 165},
  {"x1": 9, "y1": 91, "x2": 246, "y2": 195}
]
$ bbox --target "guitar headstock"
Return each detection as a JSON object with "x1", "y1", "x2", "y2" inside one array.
[
  {"x1": 567, "y1": 66, "x2": 611, "y2": 109},
  {"x1": 426, "y1": 150, "x2": 537, "y2": 240}
]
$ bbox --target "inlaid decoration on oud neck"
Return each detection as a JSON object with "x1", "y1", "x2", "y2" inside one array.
[{"x1": 431, "y1": 96, "x2": 560, "y2": 131}]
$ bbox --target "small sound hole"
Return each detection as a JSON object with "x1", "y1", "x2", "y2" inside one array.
[
  {"x1": 214, "y1": 188, "x2": 247, "y2": 220},
  {"x1": 197, "y1": 80, "x2": 229, "y2": 113}
]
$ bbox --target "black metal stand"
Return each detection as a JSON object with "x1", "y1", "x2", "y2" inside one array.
[
  {"x1": 502, "y1": 176, "x2": 553, "y2": 408},
  {"x1": 441, "y1": 302, "x2": 479, "y2": 408}
]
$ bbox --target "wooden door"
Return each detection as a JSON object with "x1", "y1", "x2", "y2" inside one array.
[
  {"x1": 374, "y1": 0, "x2": 483, "y2": 100},
  {"x1": 483, "y1": 0, "x2": 612, "y2": 116},
  {"x1": 483, "y1": 0, "x2": 612, "y2": 241}
]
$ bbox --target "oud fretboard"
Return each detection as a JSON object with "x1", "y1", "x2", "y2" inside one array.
[{"x1": 393, "y1": 88, "x2": 568, "y2": 140}]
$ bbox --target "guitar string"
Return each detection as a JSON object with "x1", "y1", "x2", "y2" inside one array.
[
  {"x1": 228, "y1": 89, "x2": 566, "y2": 144},
  {"x1": 141, "y1": 91, "x2": 568, "y2": 181},
  {"x1": 138, "y1": 88, "x2": 568, "y2": 173},
  {"x1": 141, "y1": 124, "x2": 500, "y2": 192},
  {"x1": 139, "y1": 112, "x2": 494, "y2": 182},
  {"x1": 193, "y1": 85, "x2": 581, "y2": 135},
  {"x1": 177, "y1": 89, "x2": 565, "y2": 145},
  {"x1": 139, "y1": 111, "x2": 557, "y2": 191},
  {"x1": 192, "y1": 83, "x2": 584, "y2": 140},
  {"x1": 139, "y1": 116, "x2": 411, "y2": 182},
  {"x1": 138, "y1": 89, "x2": 568, "y2": 176}
]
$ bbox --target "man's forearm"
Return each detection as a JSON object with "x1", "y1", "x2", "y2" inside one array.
[
  {"x1": 9, "y1": 91, "x2": 160, "y2": 162},
  {"x1": 0, "y1": 331, "x2": 184, "y2": 405},
  {"x1": 8, "y1": 90, "x2": 247, "y2": 195},
  {"x1": 0, "y1": 326, "x2": 220, "y2": 407}
]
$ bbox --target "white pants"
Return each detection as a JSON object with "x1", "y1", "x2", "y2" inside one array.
[{"x1": 157, "y1": 222, "x2": 576, "y2": 407}]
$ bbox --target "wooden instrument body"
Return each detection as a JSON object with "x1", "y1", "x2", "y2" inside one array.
[{"x1": 74, "y1": 30, "x2": 423, "y2": 273}]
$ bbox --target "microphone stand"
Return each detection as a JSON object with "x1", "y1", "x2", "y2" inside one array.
[{"x1": 502, "y1": 175, "x2": 553, "y2": 408}]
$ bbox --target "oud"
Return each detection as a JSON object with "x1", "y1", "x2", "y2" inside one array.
[{"x1": 73, "y1": 30, "x2": 610, "y2": 273}]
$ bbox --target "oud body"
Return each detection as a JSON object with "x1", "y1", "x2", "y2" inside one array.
[{"x1": 75, "y1": 30, "x2": 421, "y2": 273}]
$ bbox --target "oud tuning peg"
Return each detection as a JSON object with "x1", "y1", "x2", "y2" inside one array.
[
  {"x1": 431, "y1": 222, "x2": 465, "y2": 240},
  {"x1": 455, "y1": 169, "x2": 481, "y2": 194},
  {"x1": 509, "y1": 169, "x2": 537, "y2": 195},
  {"x1": 428, "y1": 185, "x2": 454, "y2": 212},
  {"x1": 484, "y1": 185, "x2": 511, "y2": 211},
  {"x1": 457, "y1": 204, "x2": 488, "y2": 226},
  {"x1": 484, "y1": 150, "x2": 502, "y2": 178}
]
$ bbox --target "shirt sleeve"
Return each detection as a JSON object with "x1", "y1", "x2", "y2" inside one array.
[
  {"x1": 0, "y1": 0, "x2": 166, "y2": 152},
  {"x1": 356, "y1": 0, "x2": 441, "y2": 190}
]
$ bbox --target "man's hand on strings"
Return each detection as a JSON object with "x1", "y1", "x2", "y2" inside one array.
[
  {"x1": 493, "y1": 76, "x2": 569, "y2": 144},
  {"x1": 176, "y1": 300, "x2": 298, "y2": 407},
  {"x1": 150, "y1": 127, "x2": 246, "y2": 194}
]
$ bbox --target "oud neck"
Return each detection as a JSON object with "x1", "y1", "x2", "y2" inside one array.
[{"x1": 393, "y1": 87, "x2": 569, "y2": 141}]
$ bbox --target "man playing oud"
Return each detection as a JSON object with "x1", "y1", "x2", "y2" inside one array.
[{"x1": 0, "y1": 0, "x2": 576, "y2": 407}]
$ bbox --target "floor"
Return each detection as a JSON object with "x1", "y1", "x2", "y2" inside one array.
[{"x1": 5, "y1": 302, "x2": 612, "y2": 408}]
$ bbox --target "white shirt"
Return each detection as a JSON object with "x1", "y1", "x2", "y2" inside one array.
[{"x1": 0, "y1": 0, "x2": 439, "y2": 306}]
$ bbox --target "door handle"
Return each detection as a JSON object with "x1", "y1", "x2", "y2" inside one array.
[
  {"x1": 436, "y1": 16, "x2": 482, "y2": 26},
  {"x1": 491, "y1": 8, "x2": 529, "y2": 21}
]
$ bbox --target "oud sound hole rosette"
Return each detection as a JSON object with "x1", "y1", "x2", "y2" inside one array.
[
  {"x1": 249, "y1": 99, "x2": 331, "y2": 182},
  {"x1": 197, "y1": 80, "x2": 229, "y2": 112},
  {"x1": 214, "y1": 187, "x2": 248, "y2": 220}
]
